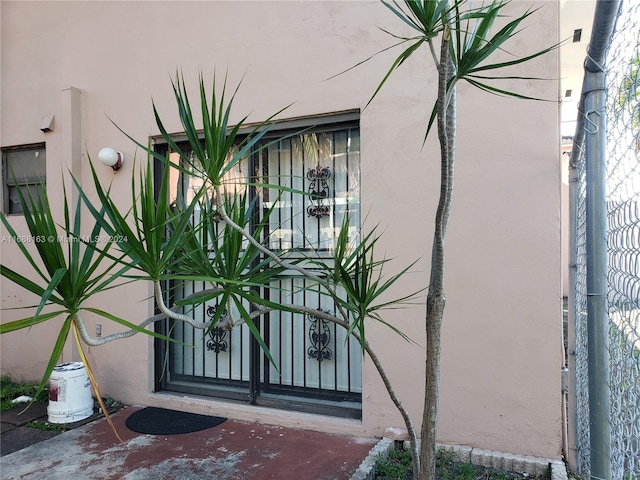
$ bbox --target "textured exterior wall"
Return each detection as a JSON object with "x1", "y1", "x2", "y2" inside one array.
[{"x1": 0, "y1": 0, "x2": 562, "y2": 458}]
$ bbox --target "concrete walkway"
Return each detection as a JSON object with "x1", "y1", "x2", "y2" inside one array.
[{"x1": 0, "y1": 406, "x2": 377, "y2": 479}]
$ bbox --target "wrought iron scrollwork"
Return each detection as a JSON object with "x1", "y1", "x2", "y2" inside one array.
[
  {"x1": 306, "y1": 166, "x2": 331, "y2": 219},
  {"x1": 206, "y1": 304, "x2": 228, "y2": 353},
  {"x1": 307, "y1": 310, "x2": 332, "y2": 362}
]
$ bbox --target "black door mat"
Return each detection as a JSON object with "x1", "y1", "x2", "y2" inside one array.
[{"x1": 125, "y1": 407, "x2": 226, "y2": 435}]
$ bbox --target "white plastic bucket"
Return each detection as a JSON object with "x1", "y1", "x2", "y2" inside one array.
[{"x1": 47, "y1": 362, "x2": 93, "y2": 424}]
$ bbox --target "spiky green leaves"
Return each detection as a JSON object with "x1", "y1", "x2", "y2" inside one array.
[
  {"x1": 310, "y1": 216, "x2": 424, "y2": 350},
  {"x1": 1, "y1": 71, "x2": 423, "y2": 402},
  {"x1": 382, "y1": 0, "x2": 450, "y2": 39},
  {"x1": 370, "y1": 0, "x2": 560, "y2": 136},
  {"x1": 169, "y1": 191, "x2": 292, "y2": 366},
  {"x1": 0, "y1": 180, "x2": 129, "y2": 322},
  {"x1": 0, "y1": 181, "x2": 137, "y2": 410},
  {"x1": 78, "y1": 154, "x2": 203, "y2": 282},
  {"x1": 451, "y1": 1, "x2": 559, "y2": 98},
  {"x1": 151, "y1": 72, "x2": 289, "y2": 190}
]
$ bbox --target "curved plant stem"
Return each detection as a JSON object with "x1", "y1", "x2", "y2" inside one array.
[
  {"x1": 154, "y1": 280, "x2": 219, "y2": 328},
  {"x1": 254, "y1": 303, "x2": 420, "y2": 476},
  {"x1": 215, "y1": 187, "x2": 419, "y2": 469},
  {"x1": 214, "y1": 187, "x2": 352, "y2": 323},
  {"x1": 73, "y1": 288, "x2": 222, "y2": 346},
  {"x1": 74, "y1": 312, "x2": 138, "y2": 346},
  {"x1": 75, "y1": 276, "x2": 419, "y2": 470},
  {"x1": 428, "y1": 39, "x2": 440, "y2": 69},
  {"x1": 215, "y1": 188, "x2": 324, "y2": 282}
]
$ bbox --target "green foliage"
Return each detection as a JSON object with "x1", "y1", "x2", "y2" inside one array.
[
  {"x1": 25, "y1": 421, "x2": 66, "y2": 433},
  {"x1": 0, "y1": 375, "x2": 49, "y2": 412},
  {"x1": 0, "y1": 70, "x2": 422, "y2": 441},
  {"x1": 143, "y1": 72, "x2": 291, "y2": 190},
  {"x1": 355, "y1": 2, "x2": 561, "y2": 477},
  {"x1": 375, "y1": 447, "x2": 550, "y2": 479},
  {"x1": 147, "y1": 73, "x2": 423, "y2": 357},
  {"x1": 377, "y1": 447, "x2": 414, "y2": 479},
  {"x1": 321, "y1": 217, "x2": 422, "y2": 346},
  {"x1": 170, "y1": 192, "x2": 290, "y2": 365},
  {"x1": 614, "y1": 45, "x2": 639, "y2": 134},
  {"x1": 365, "y1": 0, "x2": 560, "y2": 137},
  {"x1": 0, "y1": 179, "x2": 145, "y2": 404},
  {"x1": 171, "y1": 192, "x2": 285, "y2": 303},
  {"x1": 0, "y1": 182, "x2": 123, "y2": 318}
]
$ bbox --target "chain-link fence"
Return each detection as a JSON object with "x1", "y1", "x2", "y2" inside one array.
[
  {"x1": 572, "y1": 130, "x2": 591, "y2": 475},
  {"x1": 570, "y1": 1, "x2": 640, "y2": 478}
]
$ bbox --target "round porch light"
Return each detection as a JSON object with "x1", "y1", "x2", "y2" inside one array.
[{"x1": 98, "y1": 147, "x2": 124, "y2": 172}]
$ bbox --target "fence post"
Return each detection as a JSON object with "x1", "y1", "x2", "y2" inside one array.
[
  {"x1": 582, "y1": 2, "x2": 622, "y2": 478},
  {"x1": 583, "y1": 69, "x2": 611, "y2": 480}
]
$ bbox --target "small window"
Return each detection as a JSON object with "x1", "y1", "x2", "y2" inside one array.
[{"x1": 2, "y1": 143, "x2": 47, "y2": 215}]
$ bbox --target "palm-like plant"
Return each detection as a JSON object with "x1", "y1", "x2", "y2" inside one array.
[
  {"x1": 153, "y1": 73, "x2": 426, "y2": 406},
  {"x1": 0, "y1": 2, "x2": 558, "y2": 472},
  {"x1": 346, "y1": 1, "x2": 559, "y2": 477},
  {"x1": 168, "y1": 191, "x2": 292, "y2": 364},
  {"x1": 1, "y1": 70, "x2": 424, "y2": 446},
  {"x1": 0, "y1": 181, "x2": 164, "y2": 438}
]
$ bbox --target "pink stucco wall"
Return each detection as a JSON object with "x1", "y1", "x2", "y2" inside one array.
[{"x1": 0, "y1": 1, "x2": 562, "y2": 458}]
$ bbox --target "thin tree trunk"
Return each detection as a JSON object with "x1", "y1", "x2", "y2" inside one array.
[{"x1": 419, "y1": 24, "x2": 456, "y2": 480}]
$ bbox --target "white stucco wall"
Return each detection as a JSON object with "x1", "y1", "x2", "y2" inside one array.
[{"x1": 0, "y1": 0, "x2": 562, "y2": 458}]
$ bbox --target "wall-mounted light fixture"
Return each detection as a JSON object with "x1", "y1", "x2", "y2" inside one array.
[{"x1": 98, "y1": 147, "x2": 124, "y2": 172}]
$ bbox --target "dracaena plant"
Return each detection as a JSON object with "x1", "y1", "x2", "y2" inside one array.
[
  {"x1": 148, "y1": 73, "x2": 425, "y2": 393},
  {"x1": 0, "y1": 180, "x2": 163, "y2": 440},
  {"x1": 108, "y1": 72, "x2": 424, "y2": 439},
  {"x1": 167, "y1": 191, "x2": 292, "y2": 365},
  {"x1": 1, "y1": 70, "x2": 423, "y2": 446},
  {"x1": 342, "y1": 0, "x2": 560, "y2": 477},
  {"x1": 78, "y1": 152, "x2": 207, "y2": 324}
]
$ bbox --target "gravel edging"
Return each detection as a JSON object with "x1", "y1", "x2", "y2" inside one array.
[{"x1": 350, "y1": 439, "x2": 569, "y2": 480}]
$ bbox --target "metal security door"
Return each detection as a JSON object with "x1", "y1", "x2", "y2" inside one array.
[{"x1": 155, "y1": 121, "x2": 363, "y2": 417}]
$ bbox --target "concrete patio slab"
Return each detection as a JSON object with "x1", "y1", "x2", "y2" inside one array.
[{"x1": 0, "y1": 406, "x2": 377, "y2": 480}]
